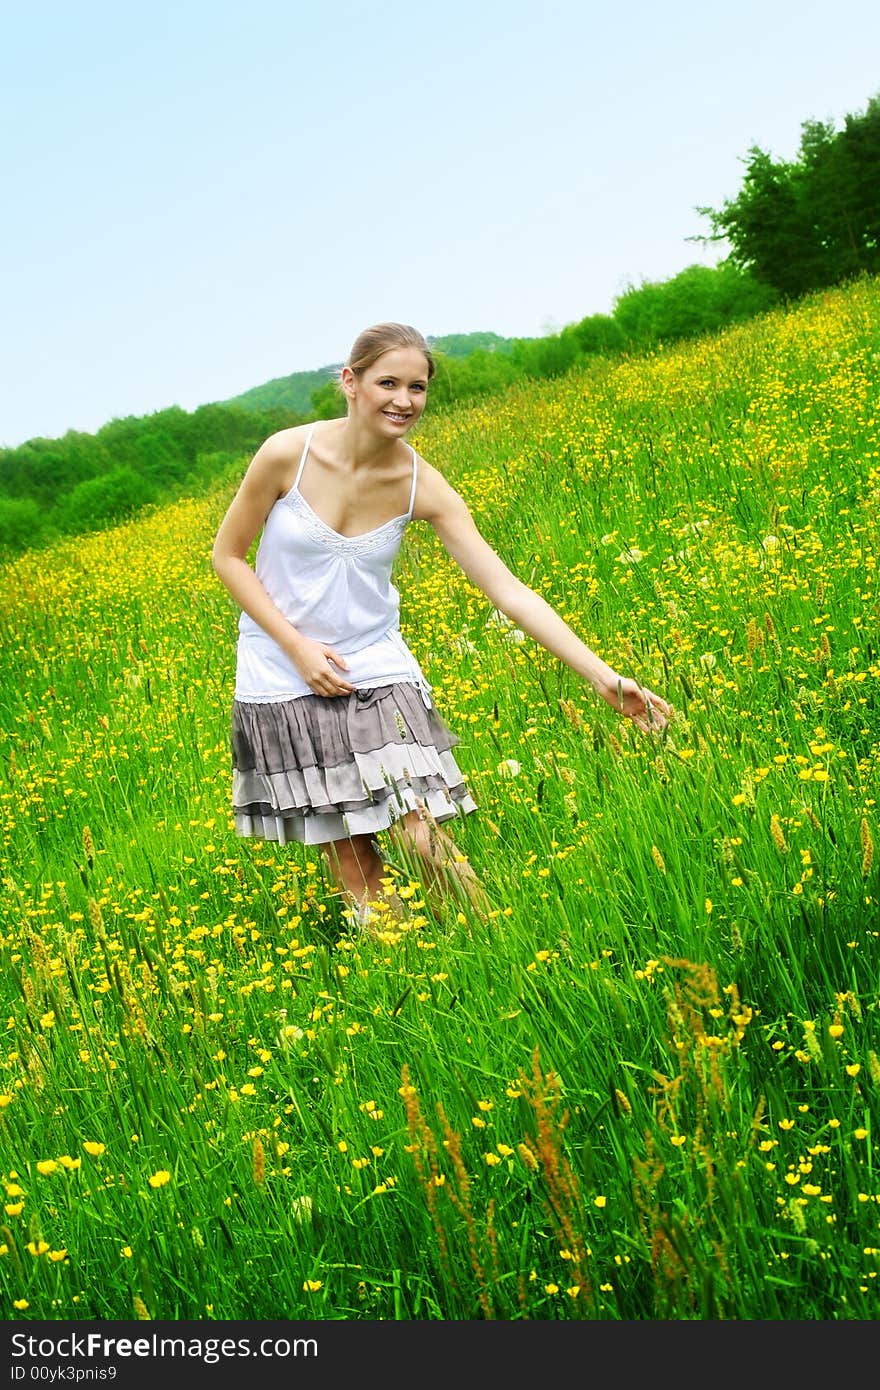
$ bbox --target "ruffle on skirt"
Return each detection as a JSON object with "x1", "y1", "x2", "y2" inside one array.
[{"x1": 231, "y1": 683, "x2": 478, "y2": 845}]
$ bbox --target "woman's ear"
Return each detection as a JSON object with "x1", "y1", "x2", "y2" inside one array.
[{"x1": 340, "y1": 366, "x2": 356, "y2": 402}]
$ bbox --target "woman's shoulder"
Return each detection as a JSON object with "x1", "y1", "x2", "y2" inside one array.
[
  {"x1": 257, "y1": 422, "x2": 310, "y2": 463},
  {"x1": 251, "y1": 422, "x2": 322, "y2": 488},
  {"x1": 410, "y1": 453, "x2": 464, "y2": 522}
]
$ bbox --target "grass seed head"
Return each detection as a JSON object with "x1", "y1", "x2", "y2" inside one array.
[
  {"x1": 770, "y1": 814, "x2": 788, "y2": 854},
  {"x1": 861, "y1": 818, "x2": 874, "y2": 877},
  {"x1": 252, "y1": 1136, "x2": 266, "y2": 1187}
]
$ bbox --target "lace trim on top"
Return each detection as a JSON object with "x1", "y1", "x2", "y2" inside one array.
[{"x1": 281, "y1": 487, "x2": 409, "y2": 556}]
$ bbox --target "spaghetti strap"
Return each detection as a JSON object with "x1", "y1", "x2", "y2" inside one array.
[
  {"x1": 293, "y1": 424, "x2": 317, "y2": 489},
  {"x1": 406, "y1": 446, "x2": 419, "y2": 518}
]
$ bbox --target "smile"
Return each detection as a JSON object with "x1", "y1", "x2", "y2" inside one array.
[{"x1": 382, "y1": 411, "x2": 411, "y2": 423}]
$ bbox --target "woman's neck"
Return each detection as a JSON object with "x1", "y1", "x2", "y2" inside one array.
[{"x1": 335, "y1": 415, "x2": 403, "y2": 471}]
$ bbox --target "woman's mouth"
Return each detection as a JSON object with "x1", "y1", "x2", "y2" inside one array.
[{"x1": 382, "y1": 411, "x2": 411, "y2": 424}]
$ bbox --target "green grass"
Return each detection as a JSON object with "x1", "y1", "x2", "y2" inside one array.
[{"x1": 0, "y1": 278, "x2": 878, "y2": 1321}]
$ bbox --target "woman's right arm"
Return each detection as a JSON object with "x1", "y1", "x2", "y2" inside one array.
[{"x1": 211, "y1": 432, "x2": 355, "y2": 696}]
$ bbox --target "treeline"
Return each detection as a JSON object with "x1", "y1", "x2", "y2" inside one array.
[
  {"x1": 2, "y1": 262, "x2": 773, "y2": 559},
  {"x1": 0, "y1": 333, "x2": 520, "y2": 557},
  {"x1": 220, "y1": 331, "x2": 519, "y2": 415},
  {"x1": 2, "y1": 91, "x2": 876, "y2": 560},
  {"x1": 309, "y1": 260, "x2": 777, "y2": 415},
  {"x1": 0, "y1": 260, "x2": 814, "y2": 560},
  {"x1": 698, "y1": 93, "x2": 880, "y2": 299},
  {"x1": 0, "y1": 402, "x2": 301, "y2": 556}
]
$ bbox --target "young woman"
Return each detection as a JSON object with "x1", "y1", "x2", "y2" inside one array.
[{"x1": 212, "y1": 322, "x2": 671, "y2": 932}]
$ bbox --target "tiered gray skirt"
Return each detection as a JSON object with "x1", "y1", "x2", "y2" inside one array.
[{"x1": 231, "y1": 683, "x2": 478, "y2": 845}]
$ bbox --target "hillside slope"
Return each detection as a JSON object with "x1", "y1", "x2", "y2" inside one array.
[{"x1": 219, "y1": 330, "x2": 517, "y2": 415}]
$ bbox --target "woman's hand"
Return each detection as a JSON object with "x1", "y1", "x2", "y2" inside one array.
[
  {"x1": 288, "y1": 637, "x2": 356, "y2": 697},
  {"x1": 603, "y1": 676, "x2": 673, "y2": 734}
]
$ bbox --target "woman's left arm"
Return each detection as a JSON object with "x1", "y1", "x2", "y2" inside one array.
[{"x1": 419, "y1": 464, "x2": 672, "y2": 733}]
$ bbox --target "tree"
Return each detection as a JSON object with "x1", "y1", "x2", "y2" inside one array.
[
  {"x1": 59, "y1": 468, "x2": 156, "y2": 536},
  {"x1": 0, "y1": 497, "x2": 46, "y2": 555},
  {"x1": 698, "y1": 93, "x2": 880, "y2": 299},
  {"x1": 611, "y1": 263, "x2": 775, "y2": 346},
  {"x1": 562, "y1": 313, "x2": 625, "y2": 358},
  {"x1": 310, "y1": 380, "x2": 344, "y2": 419}
]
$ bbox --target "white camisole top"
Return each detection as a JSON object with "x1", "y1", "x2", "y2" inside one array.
[{"x1": 234, "y1": 423, "x2": 433, "y2": 706}]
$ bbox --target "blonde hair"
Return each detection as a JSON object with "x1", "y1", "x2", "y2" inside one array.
[{"x1": 345, "y1": 322, "x2": 436, "y2": 380}]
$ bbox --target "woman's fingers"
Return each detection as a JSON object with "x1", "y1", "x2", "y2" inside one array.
[
  {"x1": 324, "y1": 646, "x2": 350, "y2": 672},
  {"x1": 293, "y1": 639, "x2": 355, "y2": 695},
  {"x1": 644, "y1": 689, "x2": 672, "y2": 718},
  {"x1": 317, "y1": 647, "x2": 354, "y2": 695},
  {"x1": 309, "y1": 654, "x2": 355, "y2": 697},
  {"x1": 314, "y1": 679, "x2": 353, "y2": 696},
  {"x1": 634, "y1": 689, "x2": 672, "y2": 731}
]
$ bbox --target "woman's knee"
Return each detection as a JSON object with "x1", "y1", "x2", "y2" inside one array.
[
  {"x1": 391, "y1": 812, "x2": 446, "y2": 864},
  {"x1": 324, "y1": 833, "x2": 379, "y2": 873}
]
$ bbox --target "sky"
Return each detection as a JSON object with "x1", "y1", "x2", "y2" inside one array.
[{"x1": 2, "y1": 0, "x2": 879, "y2": 449}]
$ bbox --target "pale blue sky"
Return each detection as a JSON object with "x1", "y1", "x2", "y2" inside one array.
[{"x1": 2, "y1": 0, "x2": 879, "y2": 447}]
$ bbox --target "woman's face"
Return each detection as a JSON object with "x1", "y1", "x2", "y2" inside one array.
[{"x1": 344, "y1": 347, "x2": 430, "y2": 434}]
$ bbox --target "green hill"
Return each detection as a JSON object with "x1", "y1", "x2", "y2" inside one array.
[
  {"x1": 429, "y1": 330, "x2": 516, "y2": 356},
  {"x1": 220, "y1": 366, "x2": 337, "y2": 416},
  {"x1": 220, "y1": 331, "x2": 518, "y2": 415}
]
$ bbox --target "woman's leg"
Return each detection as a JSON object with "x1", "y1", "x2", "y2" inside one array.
[
  {"x1": 322, "y1": 833, "x2": 383, "y2": 913},
  {"x1": 321, "y1": 833, "x2": 404, "y2": 929},
  {"x1": 388, "y1": 807, "x2": 489, "y2": 917}
]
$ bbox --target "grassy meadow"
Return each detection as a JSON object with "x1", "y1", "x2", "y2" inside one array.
[{"x1": 1, "y1": 277, "x2": 879, "y2": 1322}]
